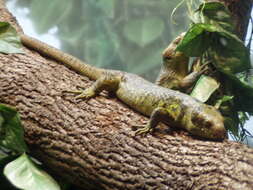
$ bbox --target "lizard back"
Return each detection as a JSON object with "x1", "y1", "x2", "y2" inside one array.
[{"x1": 116, "y1": 72, "x2": 201, "y2": 117}]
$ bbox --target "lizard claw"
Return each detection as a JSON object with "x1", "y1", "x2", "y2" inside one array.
[
  {"x1": 63, "y1": 90, "x2": 84, "y2": 94},
  {"x1": 64, "y1": 88, "x2": 96, "y2": 100},
  {"x1": 134, "y1": 124, "x2": 153, "y2": 136},
  {"x1": 193, "y1": 60, "x2": 210, "y2": 74},
  {"x1": 75, "y1": 88, "x2": 96, "y2": 100}
]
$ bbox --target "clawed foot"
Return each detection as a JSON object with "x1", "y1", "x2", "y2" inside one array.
[
  {"x1": 134, "y1": 124, "x2": 153, "y2": 136},
  {"x1": 63, "y1": 87, "x2": 95, "y2": 100},
  {"x1": 193, "y1": 60, "x2": 210, "y2": 74}
]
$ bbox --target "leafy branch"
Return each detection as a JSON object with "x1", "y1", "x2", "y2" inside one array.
[{"x1": 176, "y1": 2, "x2": 252, "y2": 140}]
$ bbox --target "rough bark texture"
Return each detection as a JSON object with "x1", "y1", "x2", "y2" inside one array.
[{"x1": 0, "y1": 0, "x2": 253, "y2": 190}]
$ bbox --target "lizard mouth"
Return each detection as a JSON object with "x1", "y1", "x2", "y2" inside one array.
[
  {"x1": 190, "y1": 127, "x2": 226, "y2": 140},
  {"x1": 211, "y1": 125, "x2": 226, "y2": 140},
  {"x1": 190, "y1": 117, "x2": 226, "y2": 140},
  {"x1": 190, "y1": 107, "x2": 226, "y2": 140}
]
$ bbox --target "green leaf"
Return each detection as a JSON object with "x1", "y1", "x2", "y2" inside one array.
[
  {"x1": 217, "y1": 95, "x2": 233, "y2": 104},
  {"x1": 225, "y1": 71, "x2": 253, "y2": 113},
  {"x1": 190, "y1": 75, "x2": 220, "y2": 102},
  {"x1": 209, "y1": 31, "x2": 251, "y2": 73},
  {"x1": 0, "y1": 22, "x2": 24, "y2": 54},
  {"x1": 123, "y1": 17, "x2": 165, "y2": 47},
  {"x1": 0, "y1": 152, "x2": 19, "y2": 190},
  {"x1": 176, "y1": 23, "x2": 216, "y2": 56},
  {"x1": 177, "y1": 23, "x2": 250, "y2": 73},
  {"x1": 198, "y1": 2, "x2": 227, "y2": 12},
  {"x1": 0, "y1": 104, "x2": 28, "y2": 153},
  {"x1": 4, "y1": 153, "x2": 60, "y2": 190},
  {"x1": 215, "y1": 95, "x2": 233, "y2": 109},
  {"x1": 197, "y1": 2, "x2": 235, "y2": 32}
]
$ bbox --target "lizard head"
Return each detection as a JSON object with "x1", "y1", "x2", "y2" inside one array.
[
  {"x1": 162, "y1": 32, "x2": 186, "y2": 59},
  {"x1": 162, "y1": 33, "x2": 189, "y2": 76},
  {"x1": 187, "y1": 104, "x2": 226, "y2": 140}
]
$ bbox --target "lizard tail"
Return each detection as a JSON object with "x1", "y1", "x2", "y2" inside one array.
[{"x1": 20, "y1": 34, "x2": 104, "y2": 80}]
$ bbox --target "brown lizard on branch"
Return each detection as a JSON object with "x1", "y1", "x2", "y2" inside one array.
[
  {"x1": 20, "y1": 34, "x2": 226, "y2": 140},
  {"x1": 156, "y1": 33, "x2": 208, "y2": 91}
]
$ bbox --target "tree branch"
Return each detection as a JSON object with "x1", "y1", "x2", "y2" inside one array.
[{"x1": 0, "y1": 0, "x2": 253, "y2": 189}]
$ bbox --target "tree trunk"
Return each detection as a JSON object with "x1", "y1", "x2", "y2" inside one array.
[{"x1": 0, "y1": 0, "x2": 253, "y2": 189}]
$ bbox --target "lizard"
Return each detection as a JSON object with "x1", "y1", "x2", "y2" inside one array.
[
  {"x1": 159, "y1": 34, "x2": 241, "y2": 136},
  {"x1": 20, "y1": 34, "x2": 226, "y2": 140},
  {"x1": 156, "y1": 33, "x2": 208, "y2": 92}
]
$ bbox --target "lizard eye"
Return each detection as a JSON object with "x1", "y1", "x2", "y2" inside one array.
[
  {"x1": 163, "y1": 56, "x2": 171, "y2": 62},
  {"x1": 191, "y1": 115, "x2": 201, "y2": 125}
]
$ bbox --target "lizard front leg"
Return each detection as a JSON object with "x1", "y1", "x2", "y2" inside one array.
[
  {"x1": 178, "y1": 60, "x2": 210, "y2": 90},
  {"x1": 157, "y1": 33, "x2": 208, "y2": 91},
  {"x1": 135, "y1": 107, "x2": 169, "y2": 135},
  {"x1": 67, "y1": 72, "x2": 121, "y2": 100}
]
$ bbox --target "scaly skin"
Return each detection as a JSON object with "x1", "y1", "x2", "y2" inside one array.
[
  {"x1": 20, "y1": 34, "x2": 226, "y2": 140},
  {"x1": 156, "y1": 33, "x2": 206, "y2": 91}
]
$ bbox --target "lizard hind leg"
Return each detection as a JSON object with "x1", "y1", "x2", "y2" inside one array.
[{"x1": 67, "y1": 72, "x2": 121, "y2": 100}]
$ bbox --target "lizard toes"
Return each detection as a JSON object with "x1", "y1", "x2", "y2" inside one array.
[
  {"x1": 134, "y1": 125, "x2": 152, "y2": 136},
  {"x1": 75, "y1": 89, "x2": 95, "y2": 100},
  {"x1": 62, "y1": 90, "x2": 83, "y2": 94}
]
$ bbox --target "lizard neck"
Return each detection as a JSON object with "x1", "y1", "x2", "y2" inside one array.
[{"x1": 156, "y1": 54, "x2": 189, "y2": 89}]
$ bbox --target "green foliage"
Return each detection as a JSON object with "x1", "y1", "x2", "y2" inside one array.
[
  {"x1": 176, "y1": 23, "x2": 216, "y2": 56},
  {"x1": 196, "y1": 2, "x2": 235, "y2": 32},
  {"x1": 177, "y1": 23, "x2": 250, "y2": 73},
  {"x1": 0, "y1": 22, "x2": 23, "y2": 54},
  {"x1": 228, "y1": 70, "x2": 253, "y2": 113},
  {"x1": 215, "y1": 95, "x2": 233, "y2": 109},
  {"x1": 0, "y1": 152, "x2": 18, "y2": 190},
  {"x1": 4, "y1": 153, "x2": 60, "y2": 190},
  {"x1": 0, "y1": 103, "x2": 61, "y2": 190},
  {"x1": 176, "y1": 2, "x2": 252, "y2": 139},
  {"x1": 190, "y1": 75, "x2": 220, "y2": 102},
  {"x1": 210, "y1": 34, "x2": 250, "y2": 74},
  {"x1": 0, "y1": 104, "x2": 28, "y2": 153},
  {"x1": 18, "y1": 0, "x2": 189, "y2": 80}
]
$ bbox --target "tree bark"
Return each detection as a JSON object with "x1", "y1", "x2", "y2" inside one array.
[{"x1": 0, "y1": 0, "x2": 253, "y2": 190}]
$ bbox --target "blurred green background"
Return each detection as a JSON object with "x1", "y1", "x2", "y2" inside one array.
[{"x1": 6, "y1": 0, "x2": 189, "y2": 81}]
